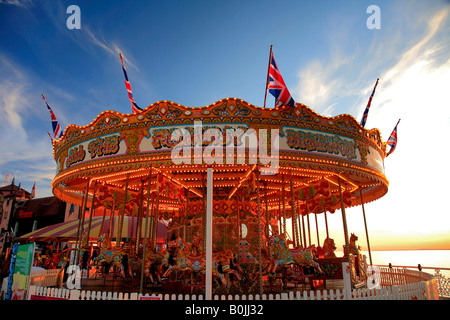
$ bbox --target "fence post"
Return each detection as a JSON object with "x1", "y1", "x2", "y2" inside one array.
[
  {"x1": 342, "y1": 262, "x2": 352, "y2": 300},
  {"x1": 391, "y1": 285, "x2": 400, "y2": 300},
  {"x1": 130, "y1": 292, "x2": 138, "y2": 300},
  {"x1": 69, "y1": 289, "x2": 80, "y2": 300},
  {"x1": 26, "y1": 285, "x2": 36, "y2": 300}
]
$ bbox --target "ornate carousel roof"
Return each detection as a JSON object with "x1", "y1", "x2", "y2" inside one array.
[{"x1": 50, "y1": 98, "x2": 388, "y2": 214}]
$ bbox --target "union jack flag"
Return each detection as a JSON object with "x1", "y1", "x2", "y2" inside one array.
[
  {"x1": 360, "y1": 78, "x2": 379, "y2": 127},
  {"x1": 42, "y1": 94, "x2": 63, "y2": 139},
  {"x1": 386, "y1": 119, "x2": 400, "y2": 156},
  {"x1": 120, "y1": 53, "x2": 142, "y2": 114},
  {"x1": 267, "y1": 50, "x2": 296, "y2": 109}
]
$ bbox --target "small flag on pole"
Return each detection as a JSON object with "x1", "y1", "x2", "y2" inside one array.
[
  {"x1": 386, "y1": 119, "x2": 400, "y2": 156},
  {"x1": 360, "y1": 78, "x2": 379, "y2": 128},
  {"x1": 42, "y1": 94, "x2": 63, "y2": 139},
  {"x1": 119, "y1": 53, "x2": 142, "y2": 114},
  {"x1": 266, "y1": 48, "x2": 296, "y2": 109}
]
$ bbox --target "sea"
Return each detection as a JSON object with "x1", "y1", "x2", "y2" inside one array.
[{"x1": 344, "y1": 249, "x2": 450, "y2": 278}]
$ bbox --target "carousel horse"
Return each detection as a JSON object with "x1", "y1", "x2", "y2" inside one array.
[
  {"x1": 267, "y1": 234, "x2": 323, "y2": 274},
  {"x1": 94, "y1": 233, "x2": 124, "y2": 270},
  {"x1": 212, "y1": 249, "x2": 244, "y2": 287},
  {"x1": 162, "y1": 237, "x2": 242, "y2": 287},
  {"x1": 162, "y1": 237, "x2": 202, "y2": 277},
  {"x1": 344, "y1": 233, "x2": 361, "y2": 256},
  {"x1": 322, "y1": 237, "x2": 337, "y2": 258},
  {"x1": 343, "y1": 233, "x2": 368, "y2": 282}
]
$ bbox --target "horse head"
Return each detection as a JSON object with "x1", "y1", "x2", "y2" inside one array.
[{"x1": 322, "y1": 237, "x2": 337, "y2": 258}]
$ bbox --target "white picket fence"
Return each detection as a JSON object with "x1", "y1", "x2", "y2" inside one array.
[
  {"x1": 27, "y1": 281, "x2": 429, "y2": 301},
  {"x1": 23, "y1": 262, "x2": 439, "y2": 301},
  {"x1": 29, "y1": 269, "x2": 64, "y2": 288}
]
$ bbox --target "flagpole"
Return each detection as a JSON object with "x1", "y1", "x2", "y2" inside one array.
[
  {"x1": 360, "y1": 78, "x2": 379, "y2": 128},
  {"x1": 263, "y1": 45, "x2": 273, "y2": 109}
]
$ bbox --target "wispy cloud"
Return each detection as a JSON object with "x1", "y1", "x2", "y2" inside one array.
[
  {"x1": 294, "y1": 54, "x2": 354, "y2": 116},
  {"x1": 83, "y1": 26, "x2": 138, "y2": 70},
  {"x1": 344, "y1": 6, "x2": 450, "y2": 239},
  {"x1": 0, "y1": 0, "x2": 33, "y2": 8},
  {"x1": 292, "y1": 4, "x2": 450, "y2": 248},
  {"x1": 39, "y1": 2, "x2": 139, "y2": 72},
  {"x1": 0, "y1": 54, "x2": 61, "y2": 197},
  {"x1": 365, "y1": 6, "x2": 450, "y2": 134}
]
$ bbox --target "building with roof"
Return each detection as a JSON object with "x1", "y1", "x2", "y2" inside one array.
[{"x1": 0, "y1": 180, "x2": 79, "y2": 262}]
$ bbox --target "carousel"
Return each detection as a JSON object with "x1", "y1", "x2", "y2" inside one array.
[{"x1": 32, "y1": 97, "x2": 388, "y2": 295}]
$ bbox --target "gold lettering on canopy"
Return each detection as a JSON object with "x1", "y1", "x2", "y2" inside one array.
[
  {"x1": 87, "y1": 135, "x2": 121, "y2": 159},
  {"x1": 150, "y1": 125, "x2": 248, "y2": 150},
  {"x1": 285, "y1": 129, "x2": 356, "y2": 160},
  {"x1": 66, "y1": 145, "x2": 86, "y2": 167}
]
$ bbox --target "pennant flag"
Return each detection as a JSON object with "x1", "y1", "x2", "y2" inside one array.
[
  {"x1": 119, "y1": 53, "x2": 142, "y2": 114},
  {"x1": 266, "y1": 48, "x2": 296, "y2": 109},
  {"x1": 360, "y1": 78, "x2": 379, "y2": 128},
  {"x1": 42, "y1": 94, "x2": 63, "y2": 139},
  {"x1": 386, "y1": 119, "x2": 400, "y2": 156}
]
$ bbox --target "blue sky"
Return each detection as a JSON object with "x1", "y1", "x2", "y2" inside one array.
[{"x1": 1, "y1": 0, "x2": 449, "y2": 250}]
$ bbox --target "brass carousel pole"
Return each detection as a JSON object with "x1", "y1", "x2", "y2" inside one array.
[
  {"x1": 323, "y1": 201, "x2": 330, "y2": 240},
  {"x1": 238, "y1": 192, "x2": 242, "y2": 240},
  {"x1": 135, "y1": 178, "x2": 145, "y2": 257},
  {"x1": 290, "y1": 172, "x2": 299, "y2": 247},
  {"x1": 109, "y1": 199, "x2": 116, "y2": 239},
  {"x1": 100, "y1": 206, "x2": 107, "y2": 237},
  {"x1": 152, "y1": 175, "x2": 160, "y2": 249},
  {"x1": 184, "y1": 192, "x2": 189, "y2": 242},
  {"x1": 75, "y1": 179, "x2": 90, "y2": 265},
  {"x1": 296, "y1": 196, "x2": 303, "y2": 247},
  {"x1": 306, "y1": 211, "x2": 311, "y2": 247},
  {"x1": 314, "y1": 213, "x2": 320, "y2": 246},
  {"x1": 301, "y1": 213, "x2": 307, "y2": 248},
  {"x1": 278, "y1": 194, "x2": 282, "y2": 235},
  {"x1": 148, "y1": 194, "x2": 155, "y2": 249},
  {"x1": 117, "y1": 173, "x2": 130, "y2": 248},
  {"x1": 359, "y1": 187, "x2": 373, "y2": 267},
  {"x1": 74, "y1": 193, "x2": 85, "y2": 266},
  {"x1": 86, "y1": 181, "x2": 98, "y2": 240},
  {"x1": 337, "y1": 174, "x2": 350, "y2": 257},
  {"x1": 264, "y1": 182, "x2": 269, "y2": 239}
]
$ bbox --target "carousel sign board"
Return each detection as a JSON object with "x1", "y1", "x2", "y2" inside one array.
[
  {"x1": 59, "y1": 122, "x2": 384, "y2": 174},
  {"x1": 62, "y1": 132, "x2": 125, "y2": 171},
  {"x1": 281, "y1": 126, "x2": 358, "y2": 161},
  {"x1": 5, "y1": 243, "x2": 35, "y2": 300}
]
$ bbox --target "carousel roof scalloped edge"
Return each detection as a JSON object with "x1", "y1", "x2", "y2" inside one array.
[{"x1": 51, "y1": 97, "x2": 388, "y2": 162}]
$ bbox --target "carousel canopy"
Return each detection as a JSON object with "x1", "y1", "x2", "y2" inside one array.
[{"x1": 50, "y1": 98, "x2": 389, "y2": 215}]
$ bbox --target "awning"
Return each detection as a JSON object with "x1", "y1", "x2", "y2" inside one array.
[{"x1": 17, "y1": 216, "x2": 167, "y2": 242}]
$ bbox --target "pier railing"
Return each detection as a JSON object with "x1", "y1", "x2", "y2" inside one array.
[
  {"x1": 29, "y1": 269, "x2": 64, "y2": 288},
  {"x1": 375, "y1": 264, "x2": 450, "y2": 298}
]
